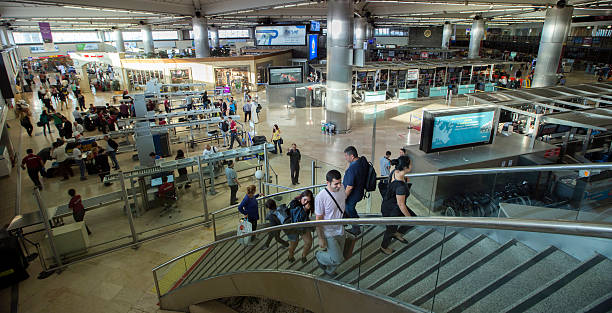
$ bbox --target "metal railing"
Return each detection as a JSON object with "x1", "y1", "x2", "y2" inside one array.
[
  {"x1": 209, "y1": 163, "x2": 612, "y2": 239},
  {"x1": 152, "y1": 216, "x2": 612, "y2": 300}
]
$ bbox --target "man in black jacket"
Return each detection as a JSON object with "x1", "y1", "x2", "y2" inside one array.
[{"x1": 287, "y1": 143, "x2": 301, "y2": 185}]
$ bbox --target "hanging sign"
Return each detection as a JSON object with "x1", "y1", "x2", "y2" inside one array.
[
  {"x1": 407, "y1": 69, "x2": 419, "y2": 81},
  {"x1": 38, "y1": 22, "x2": 55, "y2": 51}
]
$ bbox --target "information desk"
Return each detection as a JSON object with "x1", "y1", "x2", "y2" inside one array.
[
  {"x1": 406, "y1": 134, "x2": 559, "y2": 210},
  {"x1": 458, "y1": 84, "x2": 476, "y2": 95}
]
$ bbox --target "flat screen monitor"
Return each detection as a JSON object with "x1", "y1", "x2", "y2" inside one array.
[
  {"x1": 255, "y1": 25, "x2": 307, "y2": 46},
  {"x1": 310, "y1": 21, "x2": 320, "y2": 32},
  {"x1": 419, "y1": 106, "x2": 499, "y2": 153},
  {"x1": 151, "y1": 175, "x2": 174, "y2": 187},
  {"x1": 268, "y1": 66, "x2": 303, "y2": 85}
]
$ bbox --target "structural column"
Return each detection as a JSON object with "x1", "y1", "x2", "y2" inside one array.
[
  {"x1": 326, "y1": 0, "x2": 354, "y2": 132},
  {"x1": 353, "y1": 17, "x2": 367, "y2": 66},
  {"x1": 468, "y1": 17, "x2": 485, "y2": 59},
  {"x1": 192, "y1": 16, "x2": 210, "y2": 58},
  {"x1": 114, "y1": 29, "x2": 125, "y2": 52},
  {"x1": 0, "y1": 27, "x2": 10, "y2": 46},
  {"x1": 532, "y1": 3, "x2": 573, "y2": 87},
  {"x1": 442, "y1": 22, "x2": 452, "y2": 49},
  {"x1": 141, "y1": 24, "x2": 154, "y2": 55},
  {"x1": 209, "y1": 26, "x2": 219, "y2": 48}
]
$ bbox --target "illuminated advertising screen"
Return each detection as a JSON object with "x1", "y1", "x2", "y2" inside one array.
[
  {"x1": 268, "y1": 66, "x2": 303, "y2": 85},
  {"x1": 255, "y1": 25, "x2": 307, "y2": 46},
  {"x1": 420, "y1": 106, "x2": 498, "y2": 153}
]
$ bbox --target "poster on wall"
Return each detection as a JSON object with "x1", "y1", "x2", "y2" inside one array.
[
  {"x1": 255, "y1": 25, "x2": 306, "y2": 46},
  {"x1": 268, "y1": 66, "x2": 303, "y2": 84},
  {"x1": 308, "y1": 34, "x2": 318, "y2": 60},
  {"x1": 406, "y1": 69, "x2": 419, "y2": 81}
]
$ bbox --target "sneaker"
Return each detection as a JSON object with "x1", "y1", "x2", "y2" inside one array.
[
  {"x1": 380, "y1": 247, "x2": 394, "y2": 255},
  {"x1": 394, "y1": 233, "x2": 408, "y2": 244},
  {"x1": 301, "y1": 256, "x2": 307, "y2": 264},
  {"x1": 60, "y1": 177, "x2": 69, "y2": 181},
  {"x1": 288, "y1": 256, "x2": 296, "y2": 263}
]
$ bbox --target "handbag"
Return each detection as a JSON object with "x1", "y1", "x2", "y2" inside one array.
[
  {"x1": 278, "y1": 137, "x2": 283, "y2": 144},
  {"x1": 37, "y1": 121, "x2": 44, "y2": 127},
  {"x1": 237, "y1": 218, "x2": 253, "y2": 245}
]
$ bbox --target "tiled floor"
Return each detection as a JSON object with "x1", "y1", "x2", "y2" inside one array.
[{"x1": 2, "y1": 70, "x2": 604, "y2": 313}]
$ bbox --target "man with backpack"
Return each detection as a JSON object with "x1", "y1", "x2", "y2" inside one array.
[
  {"x1": 219, "y1": 118, "x2": 230, "y2": 147},
  {"x1": 104, "y1": 135, "x2": 120, "y2": 170},
  {"x1": 342, "y1": 146, "x2": 370, "y2": 236}
]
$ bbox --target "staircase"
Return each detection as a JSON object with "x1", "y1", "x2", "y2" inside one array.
[{"x1": 170, "y1": 225, "x2": 612, "y2": 313}]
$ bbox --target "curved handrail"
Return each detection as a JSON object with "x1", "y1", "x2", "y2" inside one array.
[
  {"x1": 210, "y1": 163, "x2": 612, "y2": 216},
  {"x1": 153, "y1": 216, "x2": 612, "y2": 273}
]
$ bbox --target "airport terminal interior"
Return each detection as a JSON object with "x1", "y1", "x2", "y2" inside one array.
[{"x1": 0, "y1": 0, "x2": 611, "y2": 312}]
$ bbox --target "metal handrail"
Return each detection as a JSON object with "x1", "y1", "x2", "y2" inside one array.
[
  {"x1": 152, "y1": 216, "x2": 612, "y2": 290},
  {"x1": 209, "y1": 163, "x2": 612, "y2": 216}
]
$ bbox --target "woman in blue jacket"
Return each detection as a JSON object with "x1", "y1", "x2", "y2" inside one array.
[{"x1": 238, "y1": 185, "x2": 261, "y2": 234}]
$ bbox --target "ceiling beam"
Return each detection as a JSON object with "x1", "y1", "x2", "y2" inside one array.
[{"x1": 23, "y1": 0, "x2": 194, "y2": 16}]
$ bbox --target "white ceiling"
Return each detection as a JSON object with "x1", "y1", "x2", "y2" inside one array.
[{"x1": 1, "y1": 0, "x2": 611, "y2": 31}]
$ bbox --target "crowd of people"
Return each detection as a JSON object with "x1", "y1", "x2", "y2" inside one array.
[{"x1": 231, "y1": 144, "x2": 415, "y2": 277}]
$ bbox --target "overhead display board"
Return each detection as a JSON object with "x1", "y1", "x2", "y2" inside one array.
[
  {"x1": 420, "y1": 106, "x2": 498, "y2": 153},
  {"x1": 268, "y1": 66, "x2": 303, "y2": 85},
  {"x1": 255, "y1": 25, "x2": 307, "y2": 46}
]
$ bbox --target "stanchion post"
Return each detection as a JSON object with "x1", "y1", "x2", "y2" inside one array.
[{"x1": 197, "y1": 156, "x2": 210, "y2": 222}]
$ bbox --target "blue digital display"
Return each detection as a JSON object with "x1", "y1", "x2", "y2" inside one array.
[
  {"x1": 308, "y1": 34, "x2": 318, "y2": 60},
  {"x1": 431, "y1": 111, "x2": 495, "y2": 150},
  {"x1": 311, "y1": 21, "x2": 320, "y2": 32}
]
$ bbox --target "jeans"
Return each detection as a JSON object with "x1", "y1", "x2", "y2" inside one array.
[
  {"x1": 54, "y1": 124, "x2": 63, "y2": 137},
  {"x1": 108, "y1": 150, "x2": 119, "y2": 169},
  {"x1": 345, "y1": 197, "x2": 361, "y2": 234},
  {"x1": 316, "y1": 235, "x2": 345, "y2": 275},
  {"x1": 264, "y1": 230, "x2": 289, "y2": 247},
  {"x1": 244, "y1": 111, "x2": 251, "y2": 122},
  {"x1": 273, "y1": 140, "x2": 282, "y2": 154},
  {"x1": 230, "y1": 132, "x2": 241, "y2": 149},
  {"x1": 229, "y1": 184, "x2": 238, "y2": 204},
  {"x1": 222, "y1": 131, "x2": 229, "y2": 146},
  {"x1": 76, "y1": 159, "x2": 86, "y2": 178},
  {"x1": 27, "y1": 167, "x2": 42, "y2": 189}
]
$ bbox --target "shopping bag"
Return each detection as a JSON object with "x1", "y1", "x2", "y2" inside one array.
[{"x1": 237, "y1": 218, "x2": 253, "y2": 245}]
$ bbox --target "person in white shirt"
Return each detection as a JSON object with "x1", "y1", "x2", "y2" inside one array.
[
  {"x1": 72, "y1": 144, "x2": 87, "y2": 180},
  {"x1": 72, "y1": 109, "x2": 83, "y2": 124},
  {"x1": 51, "y1": 141, "x2": 73, "y2": 180},
  {"x1": 315, "y1": 169, "x2": 346, "y2": 276},
  {"x1": 72, "y1": 122, "x2": 84, "y2": 138},
  {"x1": 202, "y1": 144, "x2": 218, "y2": 156},
  {"x1": 250, "y1": 101, "x2": 259, "y2": 124}
]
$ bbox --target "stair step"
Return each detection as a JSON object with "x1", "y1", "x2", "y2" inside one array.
[
  {"x1": 362, "y1": 231, "x2": 462, "y2": 296},
  {"x1": 448, "y1": 246, "x2": 578, "y2": 313},
  {"x1": 326, "y1": 226, "x2": 388, "y2": 279},
  {"x1": 225, "y1": 234, "x2": 271, "y2": 273},
  {"x1": 371, "y1": 234, "x2": 489, "y2": 300},
  {"x1": 204, "y1": 240, "x2": 240, "y2": 277},
  {"x1": 506, "y1": 255, "x2": 612, "y2": 313},
  {"x1": 576, "y1": 290, "x2": 612, "y2": 313},
  {"x1": 341, "y1": 228, "x2": 439, "y2": 285},
  {"x1": 412, "y1": 239, "x2": 536, "y2": 310},
  {"x1": 181, "y1": 246, "x2": 220, "y2": 286}
]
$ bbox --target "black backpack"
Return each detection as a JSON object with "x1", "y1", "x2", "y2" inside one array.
[
  {"x1": 363, "y1": 156, "x2": 377, "y2": 193},
  {"x1": 220, "y1": 121, "x2": 229, "y2": 132}
]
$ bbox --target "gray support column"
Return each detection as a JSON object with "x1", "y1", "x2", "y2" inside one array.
[
  {"x1": 326, "y1": 0, "x2": 354, "y2": 132},
  {"x1": 209, "y1": 27, "x2": 219, "y2": 48},
  {"x1": 468, "y1": 17, "x2": 485, "y2": 59},
  {"x1": 97, "y1": 30, "x2": 105, "y2": 43},
  {"x1": 353, "y1": 17, "x2": 367, "y2": 67},
  {"x1": 0, "y1": 27, "x2": 10, "y2": 46},
  {"x1": 442, "y1": 22, "x2": 452, "y2": 49},
  {"x1": 192, "y1": 16, "x2": 210, "y2": 58},
  {"x1": 141, "y1": 24, "x2": 154, "y2": 54},
  {"x1": 114, "y1": 29, "x2": 125, "y2": 52},
  {"x1": 532, "y1": 3, "x2": 573, "y2": 88},
  {"x1": 248, "y1": 27, "x2": 255, "y2": 40}
]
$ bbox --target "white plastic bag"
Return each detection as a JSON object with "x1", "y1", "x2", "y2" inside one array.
[{"x1": 237, "y1": 218, "x2": 253, "y2": 245}]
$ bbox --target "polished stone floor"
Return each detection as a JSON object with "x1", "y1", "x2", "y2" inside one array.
[{"x1": 0, "y1": 70, "x2": 603, "y2": 313}]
